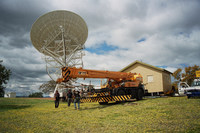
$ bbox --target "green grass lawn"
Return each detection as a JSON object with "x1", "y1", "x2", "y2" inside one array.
[{"x1": 0, "y1": 97, "x2": 200, "y2": 133}]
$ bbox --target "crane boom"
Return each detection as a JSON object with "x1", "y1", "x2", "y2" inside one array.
[{"x1": 57, "y1": 67, "x2": 141, "y2": 84}]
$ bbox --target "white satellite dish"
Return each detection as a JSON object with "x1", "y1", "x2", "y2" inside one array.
[{"x1": 30, "y1": 10, "x2": 88, "y2": 81}]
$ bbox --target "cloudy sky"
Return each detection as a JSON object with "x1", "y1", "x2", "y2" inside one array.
[{"x1": 1, "y1": 0, "x2": 200, "y2": 96}]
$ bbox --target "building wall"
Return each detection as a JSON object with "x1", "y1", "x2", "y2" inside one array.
[
  {"x1": 9, "y1": 93, "x2": 16, "y2": 98},
  {"x1": 4, "y1": 92, "x2": 16, "y2": 98},
  {"x1": 122, "y1": 63, "x2": 165, "y2": 93},
  {"x1": 162, "y1": 72, "x2": 172, "y2": 93}
]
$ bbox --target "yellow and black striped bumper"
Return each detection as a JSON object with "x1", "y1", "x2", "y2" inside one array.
[{"x1": 80, "y1": 95, "x2": 131, "y2": 103}]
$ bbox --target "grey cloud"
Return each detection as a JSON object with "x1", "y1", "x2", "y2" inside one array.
[
  {"x1": 0, "y1": 0, "x2": 54, "y2": 48},
  {"x1": 0, "y1": 1, "x2": 61, "y2": 95},
  {"x1": 148, "y1": 0, "x2": 200, "y2": 33},
  {"x1": 0, "y1": 0, "x2": 48, "y2": 26},
  {"x1": 1, "y1": 0, "x2": 200, "y2": 96}
]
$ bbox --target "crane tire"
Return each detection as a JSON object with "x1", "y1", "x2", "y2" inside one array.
[
  {"x1": 117, "y1": 89, "x2": 125, "y2": 95},
  {"x1": 136, "y1": 88, "x2": 144, "y2": 101}
]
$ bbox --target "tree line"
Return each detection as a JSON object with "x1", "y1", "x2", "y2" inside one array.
[
  {"x1": 172, "y1": 65, "x2": 200, "y2": 90},
  {"x1": 0, "y1": 62, "x2": 11, "y2": 97}
]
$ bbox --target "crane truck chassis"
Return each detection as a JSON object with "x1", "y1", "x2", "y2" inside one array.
[{"x1": 57, "y1": 67, "x2": 145, "y2": 104}]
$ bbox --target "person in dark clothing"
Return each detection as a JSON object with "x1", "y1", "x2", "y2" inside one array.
[
  {"x1": 54, "y1": 90, "x2": 60, "y2": 108},
  {"x1": 73, "y1": 90, "x2": 81, "y2": 110},
  {"x1": 67, "y1": 89, "x2": 73, "y2": 107}
]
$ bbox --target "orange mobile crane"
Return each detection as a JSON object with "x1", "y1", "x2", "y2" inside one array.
[{"x1": 57, "y1": 67, "x2": 145, "y2": 104}]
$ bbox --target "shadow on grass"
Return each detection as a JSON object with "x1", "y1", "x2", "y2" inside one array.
[
  {"x1": 0, "y1": 105, "x2": 31, "y2": 111},
  {"x1": 81, "y1": 99, "x2": 146, "y2": 110}
]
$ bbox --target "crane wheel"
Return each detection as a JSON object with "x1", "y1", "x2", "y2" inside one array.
[
  {"x1": 117, "y1": 89, "x2": 125, "y2": 95},
  {"x1": 136, "y1": 89, "x2": 144, "y2": 101}
]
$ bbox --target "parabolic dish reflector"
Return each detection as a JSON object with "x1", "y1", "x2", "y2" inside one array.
[
  {"x1": 30, "y1": 10, "x2": 88, "y2": 81},
  {"x1": 30, "y1": 10, "x2": 88, "y2": 56}
]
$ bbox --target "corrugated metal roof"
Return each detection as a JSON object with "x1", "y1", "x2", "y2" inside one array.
[{"x1": 120, "y1": 60, "x2": 172, "y2": 74}]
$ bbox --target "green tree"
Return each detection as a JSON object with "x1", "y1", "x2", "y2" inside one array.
[
  {"x1": 173, "y1": 68, "x2": 182, "y2": 81},
  {"x1": 172, "y1": 65, "x2": 200, "y2": 87},
  {"x1": 29, "y1": 92, "x2": 43, "y2": 97},
  {"x1": 182, "y1": 65, "x2": 200, "y2": 86},
  {"x1": 39, "y1": 80, "x2": 56, "y2": 94},
  {"x1": 0, "y1": 63, "x2": 11, "y2": 97}
]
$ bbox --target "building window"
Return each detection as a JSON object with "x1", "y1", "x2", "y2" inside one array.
[{"x1": 147, "y1": 75, "x2": 153, "y2": 83}]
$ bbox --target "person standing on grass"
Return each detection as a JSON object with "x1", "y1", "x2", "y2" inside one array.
[
  {"x1": 67, "y1": 89, "x2": 73, "y2": 107},
  {"x1": 54, "y1": 90, "x2": 60, "y2": 108},
  {"x1": 73, "y1": 90, "x2": 81, "y2": 110}
]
